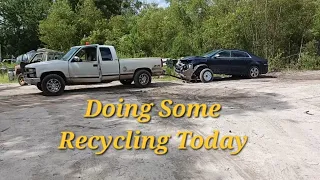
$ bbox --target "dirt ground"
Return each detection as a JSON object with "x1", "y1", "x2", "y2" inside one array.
[{"x1": 1, "y1": 71, "x2": 320, "y2": 180}]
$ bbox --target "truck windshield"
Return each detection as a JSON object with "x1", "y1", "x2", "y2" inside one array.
[
  {"x1": 202, "y1": 50, "x2": 219, "y2": 58},
  {"x1": 62, "y1": 47, "x2": 79, "y2": 61}
]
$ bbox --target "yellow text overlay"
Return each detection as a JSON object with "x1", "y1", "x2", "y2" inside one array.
[
  {"x1": 58, "y1": 130, "x2": 247, "y2": 155},
  {"x1": 84, "y1": 98, "x2": 221, "y2": 123}
]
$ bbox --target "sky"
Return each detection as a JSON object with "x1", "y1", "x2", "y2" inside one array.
[{"x1": 145, "y1": 0, "x2": 169, "y2": 7}]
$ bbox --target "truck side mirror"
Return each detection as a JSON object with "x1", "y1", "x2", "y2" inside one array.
[{"x1": 72, "y1": 56, "x2": 81, "y2": 62}]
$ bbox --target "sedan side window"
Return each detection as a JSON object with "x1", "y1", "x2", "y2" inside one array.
[
  {"x1": 231, "y1": 51, "x2": 250, "y2": 58},
  {"x1": 214, "y1": 51, "x2": 231, "y2": 58},
  {"x1": 100, "y1": 47, "x2": 113, "y2": 61}
]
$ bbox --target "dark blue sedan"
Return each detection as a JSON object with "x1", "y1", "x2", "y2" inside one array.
[{"x1": 175, "y1": 49, "x2": 268, "y2": 82}]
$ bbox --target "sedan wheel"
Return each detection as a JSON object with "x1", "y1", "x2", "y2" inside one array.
[
  {"x1": 200, "y1": 68, "x2": 214, "y2": 83},
  {"x1": 248, "y1": 66, "x2": 260, "y2": 78}
]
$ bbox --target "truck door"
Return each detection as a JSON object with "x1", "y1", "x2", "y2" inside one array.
[
  {"x1": 98, "y1": 47, "x2": 120, "y2": 81},
  {"x1": 69, "y1": 46, "x2": 101, "y2": 83}
]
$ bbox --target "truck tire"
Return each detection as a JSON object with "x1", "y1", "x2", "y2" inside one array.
[
  {"x1": 41, "y1": 74, "x2": 65, "y2": 96},
  {"x1": 134, "y1": 70, "x2": 152, "y2": 88},
  {"x1": 120, "y1": 79, "x2": 133, "y2": 85},
  {"x1": 248, "y1": 66, "x2": 260, "y2": 78},
  {"x1": 36, "y1": 83, "x2": 43, "y2": 91},
  {"x1": 200, "y1": 68, "x2": 214, "y2": 83},
  {"x1": 18, "y1": 73, "x2": 27, "y2": 86}
]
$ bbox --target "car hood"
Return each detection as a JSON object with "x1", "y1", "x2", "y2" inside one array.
[
  {"x1": 180, "y1": 56, "x2": 208, "y2": 64},
  {"x1": 25, "y1": 60, "x2": 65, "y2": 68}
]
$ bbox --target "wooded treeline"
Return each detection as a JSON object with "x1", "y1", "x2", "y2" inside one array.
[{"x1": 1, "y1": 0, "x2": 320, "y2": 70}]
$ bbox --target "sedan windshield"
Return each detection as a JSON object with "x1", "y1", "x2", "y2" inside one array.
[
  {"x1": 62, "y1": 47, "x2": 79, "y2": 61},
  {"x1": 202, "y1": 50, "x2": 219, "y2": 58}
]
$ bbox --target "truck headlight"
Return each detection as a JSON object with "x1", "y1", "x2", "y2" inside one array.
[{"x1": 28, "y1": 68, "x2": 36, "y2": 73}]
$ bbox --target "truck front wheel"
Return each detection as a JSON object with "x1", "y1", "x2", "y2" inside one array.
[
  {"x1": 134, "y1": 70, "x2": 151, "y2": 88},
  {"x1": 41, "y1": 74, "x2": 65, "y2": 96}
]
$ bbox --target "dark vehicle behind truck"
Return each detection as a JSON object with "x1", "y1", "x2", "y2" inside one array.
[{"x1": 175, "y1": 49, "x2": 268, "y2": 83}]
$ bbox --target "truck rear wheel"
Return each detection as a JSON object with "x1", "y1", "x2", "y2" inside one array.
[
  {"x1": 41, "y1": 74, "x2": 65, "y2": 96},
  {"x1": 120, "y1": 79, "x2": 133, "y2": 85},
  {"x1": 134, "y1": 70, "x2": 151, "y2": 88}
]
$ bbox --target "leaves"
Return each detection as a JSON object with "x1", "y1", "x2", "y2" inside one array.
[{"x1": 2, "y1": 0, "x2": 320, "y2": 70}]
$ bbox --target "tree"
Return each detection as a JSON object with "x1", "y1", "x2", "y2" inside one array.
[
  {"x1": 39, "y1": 0, "x2": 77, "y2": 51},
  {"x1": 0, "y1": 0, "x2": 51, "y2": 56},
  {"x1": 76, "y1": 0, "x2": 104, "y2": 40}
]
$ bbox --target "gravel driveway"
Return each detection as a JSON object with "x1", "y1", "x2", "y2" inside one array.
[{"x1": 1, "y1": 71, "x2": 320, "y2": 180}]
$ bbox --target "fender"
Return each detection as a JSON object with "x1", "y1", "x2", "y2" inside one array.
[
  {"x1": 193, "y1": 64, "x2": 209, "y2": 74},
  {"x1": 247, "y1": 62, "x2": 261, "y2": 70},
  {"x1": 178, "y1": 64, "x2": 209, "y2": 81},
  {"x1": 193, "y1": 64, "x2": 209, "y2": 73}
]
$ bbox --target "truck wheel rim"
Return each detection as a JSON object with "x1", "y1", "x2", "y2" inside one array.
[
  {"x1": 250, "y1": 67, "x2": 259, "y2": 77},
  {"x1": 19, "y1": 76, "x2": 24, "y2": 84},
  {"x1": 46, "y1": 79, "x2": 61, "y2": 93},
  {"x1": 203, "y1": 71, "x2": 213, "y2": 81},
  {"x1": 139, "y1": 73, "x2": 149, "y2": 85}
]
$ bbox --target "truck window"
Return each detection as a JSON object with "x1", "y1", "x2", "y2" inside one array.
[
  {"x1": 30, "y1": 53, "x2": 44, "y2": 63},
  {"x1": 75, "y1": 47, "x2": 97, "y2": 62},
  {"x1": 99, "y1": 47, "x2": 113, "y2": 61}
]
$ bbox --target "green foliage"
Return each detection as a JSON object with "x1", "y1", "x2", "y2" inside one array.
[
  {"x1": 76, "y1": 0, "x2": 104, "y2": 39},
  {"x1": 0, "y1": 0, "x2": 51, "y2": 56},
  {"x1": 299, "y1": 40, "x2": 320, "y2": 70},
  {"x1": 0, "y1": 74, "x2": 10, "y2": 83},
  {"x1": 3, "y1": 0, "x2": 320, "y2": 71},
  {"x1": 39, "y1": 0, "x2": 78, "y2": 51}
]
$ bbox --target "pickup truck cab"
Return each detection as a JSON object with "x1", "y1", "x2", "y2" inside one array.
[
  {"x1": 24, "y1": 44, "x2": 163, "y2": 96},
  {"x1": 16, "y1": 48, "x2": 64, "y2": 86}
]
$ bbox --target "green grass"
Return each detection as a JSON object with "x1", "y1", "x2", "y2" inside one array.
[
  {"x1": 0, "y1": 73, "x2": 11, "y2": 83},
  {"x1": 0, "y1": 62, "x2": 17, "y2": 84}
]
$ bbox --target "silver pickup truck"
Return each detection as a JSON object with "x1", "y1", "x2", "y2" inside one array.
[{"x1": 24, "y1": 44, "x2": 163, "y2": 96}]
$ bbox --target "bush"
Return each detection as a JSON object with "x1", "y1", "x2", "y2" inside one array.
[{"x1": 298, "y1": 40, "x2": 320, "y2": 70}]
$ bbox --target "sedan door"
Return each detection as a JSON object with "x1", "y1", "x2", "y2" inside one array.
[
  {"x1": 208, "y1": 50, "x2": 231, "y2": 74},
  {"x1": 230, "y1": 51, "x2": 252, "y2": 75}
]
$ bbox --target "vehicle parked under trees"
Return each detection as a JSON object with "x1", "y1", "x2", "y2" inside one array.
[{"x1": 175, "y1": 49, "x2": 268, "y2": 83}]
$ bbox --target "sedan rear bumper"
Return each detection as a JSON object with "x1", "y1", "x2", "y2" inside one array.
[{"x1": 260, "y1": 64, "x2": 268, "y2": 74}]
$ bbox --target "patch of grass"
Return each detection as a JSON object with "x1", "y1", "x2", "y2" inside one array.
[{"x1": 0, "y1": 73, "x2": 11, "y2": 83}]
